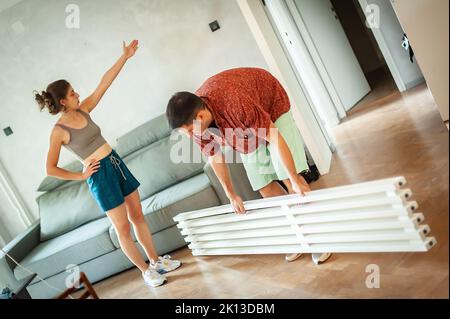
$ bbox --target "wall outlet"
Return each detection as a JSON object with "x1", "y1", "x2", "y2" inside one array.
[
  {"x1": 3, "y1": 127, "x2": 13, "y2": 136},
  {"x1": 209, "y1": 20, "x2": 220, "y2": 32}
]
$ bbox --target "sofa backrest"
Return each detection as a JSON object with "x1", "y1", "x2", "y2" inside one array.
[
  {"x1": 37, "y1": 181, "x2": 103, "y2": 241},
  {"x1": 118, "y1": 114, "x2": 206, "y2": 201},
  {"x1": 36, "y1": 114, "x2": 205, "y2": 241},
  {"x1": 116, "y1": 114, "x2": 172, "y2": 157},
  {"x1": 37, "y1": 161, "x2": 83, "y2": 192}
]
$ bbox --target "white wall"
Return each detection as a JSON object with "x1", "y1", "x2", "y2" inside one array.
[
  {"x1": 365, "y1": 0, "x2": 424, "y2": 89},
  {"x1": 0, "y1": 191, "x2": 16, "y2": 244},
  {"x1": 0, "y1": 184, "x2": 12, "y2": 244},
  {"x1": 390, "y1": 0, "x2": 449, "y2": 121},
  {"x1": 0, "y1": 190, "x2": 25, "y2": 242},
  {"x1": 0, "y1": 0, "x2": 23, "y2": 13},
  {"x1": 0, "y1": 0, "x2": 267, "y2": 222}
]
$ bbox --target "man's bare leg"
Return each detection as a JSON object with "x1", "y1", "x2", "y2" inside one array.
[{"x1": 258, "y1": 180, "x2": 288, "y2": 198}]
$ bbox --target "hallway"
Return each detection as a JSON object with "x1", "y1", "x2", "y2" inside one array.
[{"x1": 346, "y1": 66, "x2": 398, "y2": 115}]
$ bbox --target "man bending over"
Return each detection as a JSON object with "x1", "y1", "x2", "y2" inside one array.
[{"x1": 166, "y1": 67, "x2": 331, "y2": 265}]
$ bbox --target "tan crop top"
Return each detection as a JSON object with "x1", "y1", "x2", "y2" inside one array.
[{"x1": 55, "y1": 109, "x2": 107, "y2": 160}]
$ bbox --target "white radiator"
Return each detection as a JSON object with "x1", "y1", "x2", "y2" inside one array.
[{"x1": 173, "y1": 177, "x2": 436, "y2": 256}]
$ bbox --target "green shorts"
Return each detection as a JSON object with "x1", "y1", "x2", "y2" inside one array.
[{"x1": 240, "y1": 111, "x2": 309, "y2": 191}]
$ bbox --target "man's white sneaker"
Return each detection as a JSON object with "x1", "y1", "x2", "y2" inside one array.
[
  {"x1": 142, "y1": 268, "x2": 167, "y2": 287},
  {"x1": 152, "y1": 255, "x2": 182, "y2": 274},
  {"x1": 311, "y1": 253, "x2": 332, "y2": 265},
  {"x1": 285, "y1": 253, "x2": 304, "y2": 262},
  {"x1": 285, "y1": 253, "x2": 332, "y2": 264}
]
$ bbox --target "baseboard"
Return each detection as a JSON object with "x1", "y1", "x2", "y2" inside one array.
[{"x1": 405, "y1": 77, "x2": 426, "y2": 90}]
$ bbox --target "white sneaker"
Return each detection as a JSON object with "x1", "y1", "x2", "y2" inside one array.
[
  {"x1": 152, "y1": 255, "x2": 182, "y2": 274},
  {"x1": 142, "y1": 268, "x2": 167, "y2": 287},
  {"x1": 285, "y1": 253, "x2": 304, "y2": 262},
  {"x1": 311, "y1": 253, "x2": 332, "y2": 265}
]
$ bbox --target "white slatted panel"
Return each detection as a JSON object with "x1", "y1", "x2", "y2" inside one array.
[{"x1": 173, "y1": 177, "x2": 436, "y2": 256}]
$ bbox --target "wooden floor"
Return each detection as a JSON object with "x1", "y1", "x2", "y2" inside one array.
[
  {"x1": 348, "y1": 66, "x2": 398, "y2": 113},
  {"x1": 80, "y1": 83, "x2": 449, "y2": 299}
]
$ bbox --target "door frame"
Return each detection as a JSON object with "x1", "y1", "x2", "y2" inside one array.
[
  {"x1": 356, "y1": 0, "x2": 407, "y2": 91},
  {"x1": 284, "y1": 0, "x2": 347, "y2": 119},
  {"x1": 237, "y1": 0, "x2": 333, "y2": 175},
  {"x1": 262, "y1": 0, "x2": 337, "y2": 150},
  {"x1": 282, "y1": 0, "x2": 408, "y2": 105},
  {"x1": 285, "y1": 0, "x2": 408, "y2": 114},
  {"x1": 0, "y1": 160, "x2": 33, "y2": 229}
]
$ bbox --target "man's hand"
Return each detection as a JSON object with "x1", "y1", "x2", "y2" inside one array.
[
  {"x1": 208, "y1": 152, "x2": 246, "y2": 214},
  {"x1": 265, "y1": 123, "x2": 310, "y2": 196},
  {"x1": 290, "y1": 175, "x2": 311, "y2": 196},
  {"x1": 227, "y1": 192, "x2": 246, "y2": 214}
]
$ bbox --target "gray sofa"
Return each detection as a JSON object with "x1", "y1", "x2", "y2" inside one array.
[{"x1": 0, "y1": 114, "x2": 260, "y2": 299}]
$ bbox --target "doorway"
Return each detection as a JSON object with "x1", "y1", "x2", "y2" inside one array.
[
  {"x1": 264, "y1": 0, "x2": 425, "y2": 125},
  {"x1": 330, "y1": 0, "x2": 397, "y2": 112}
]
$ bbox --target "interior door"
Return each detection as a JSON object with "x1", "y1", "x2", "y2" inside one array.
[
  {"x1": 264, "y1": 0, "x2": 337, "y2": 151},
  {"x1": 291, "y1": 0, "x2": 371, "y2": 110}
]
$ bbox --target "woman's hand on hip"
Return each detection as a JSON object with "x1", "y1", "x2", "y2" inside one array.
[{"x1": 82, "y1": 160, "x2": 101, "y2": 180}]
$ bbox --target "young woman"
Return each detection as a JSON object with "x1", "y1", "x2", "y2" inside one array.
[{"x1": 35, "y1": 40, "x2": 181, "y2": 288}]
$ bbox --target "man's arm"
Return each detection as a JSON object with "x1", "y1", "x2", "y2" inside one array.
[
  {"x1": 265, "y1": 122, "x2": 310, "y2": 195},
  {"x1": 209, "y1": 152, "x2": 246, "y2": 214}
]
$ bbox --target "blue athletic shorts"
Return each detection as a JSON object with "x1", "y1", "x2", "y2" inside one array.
[{"x1": 87, "y1": 150, "x2": 140, "y2": 212}]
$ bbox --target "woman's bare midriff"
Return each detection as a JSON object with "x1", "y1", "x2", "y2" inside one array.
[{"x1": 83, "y1": 143, "x2": 113, "y2": 166}]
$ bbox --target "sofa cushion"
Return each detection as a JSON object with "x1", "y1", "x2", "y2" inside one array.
[
  {"x1": 108, "y1": 173, "x2": 220, "y2": 249},
  {"x1": 116, "y1": 114, "x2": 171, "y2": 157},
  {"x1": 14, "y1": 217, "x2": 114, "y2": 283},
  {"x1": 122, "y1": 134, "x2": 205, "y2": 201},
  {"x1": 37, "y1": 161, "x2": 84, "y2": 192},
  {"x1": 37, "y1": 181, "x2": 104, "y2": 241}
]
